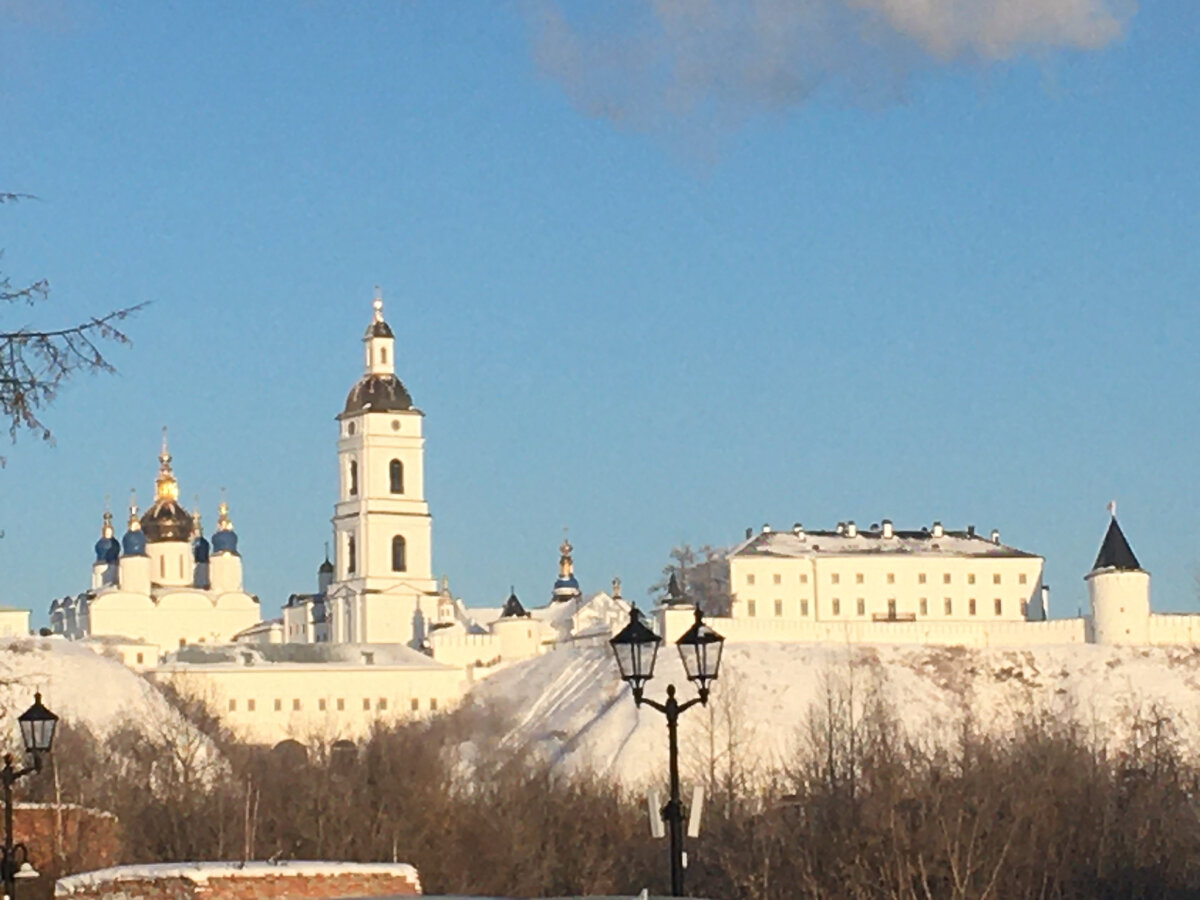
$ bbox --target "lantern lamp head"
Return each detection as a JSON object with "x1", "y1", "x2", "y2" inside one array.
[
  {"x1": 609, "y1": 606, "x2": 662, "y2": 702},
  {"x1": 675, "y1": 605, "x2": 725, "y2": 703},
  {"x1": 17, "y1": 692, "x2": 58, "y2": 758}
]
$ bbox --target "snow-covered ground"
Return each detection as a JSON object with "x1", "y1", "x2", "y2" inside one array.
[
  {"x1": 470, "y1": 642, "x2": 1200, "y2": 786},
  {"x1": 0, "y1": 636, "x2": 188, "y2": 745}
]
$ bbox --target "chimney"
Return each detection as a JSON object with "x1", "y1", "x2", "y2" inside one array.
[
  {"x1": 846, "y1": 521, "x2": 858, "y2": 538},
  {"x1": 882, "y1": 520, "x2": 894, "y2": 539},
  {"x1": 1041, "y1": 584, "x2": 1050, "y2": 620},
  {"x1": 967, "y1": 525, "x2": 976, "y2": 538},
  {"x1": 745, "y1": 527, "x2": 753, "y2": 539},
  {"x1": 931, "y1": 521, "x2": 944, "y2": 539},
  {"x1": 762, "y1": 523, "x2": 772, "y2": 534},
  {"x1": 990, "y1": 529, "x2": 1000, "y2": 545},
  {"x1": 835, "y1": 522, "x2": 845, "y2": 535},
  {"x1": 793, "y1": 523, "x2": 806, "y2": 541}
]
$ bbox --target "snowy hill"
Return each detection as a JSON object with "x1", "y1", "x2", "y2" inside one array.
[
  {"x1": 0, "y1": 636, "x2": 189, "y2": 744},
  {"x1": 470, "y1": 642, "x2": 1200, "y2": 786}
]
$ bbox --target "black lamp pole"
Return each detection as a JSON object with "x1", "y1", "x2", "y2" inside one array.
[
  {"x1": 610, "y1": 581, "x2": 725, "y2": 898},
  {"x1": 2, "y1": 693, "x2": 59, "y2": 900}
]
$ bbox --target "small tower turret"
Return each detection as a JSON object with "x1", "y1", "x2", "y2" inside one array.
[
  {"x1": 1086, "y1": 508, "x2": 1150, "y2": 645},
  {"x1": 192, "y1": 504, "x2": 210, "y2": 588},
  {"x1": 209, "y1": 495, "x2": 244, "y2": 593},
  {"x1": 92, "y1": 505, "x2": 120, "y2": 589},
  {"x1": 118, "y1": 492, "x2": 151, "y2": 594},
  {"x1": 551, "y1": 533, "x2": 582, "y2": 604}
]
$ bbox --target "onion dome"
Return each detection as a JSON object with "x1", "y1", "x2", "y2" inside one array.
[
  {"x1": 501, "y1": 589, "x2": 529, "y2": 619},
  {"x1": 192, "y1": 509, "x2": 210, "y2": 563},
  {"x1": 211, "y1": 498, "x2": 239, "y2": 555},
  {"x1": 318, "y1": 555, "x2": 334, "y2": 575},
  {"x1": 122, "y1": 495, "x2": 147, "y2": 556},
  {"x1": 140, "y1": 430, "x2": 195, "y2": 542},
  {"x1": 94, "y1": 509, "x2": 120, "y2": 563},
  {"x1": 551, "y1": 536, "x2": 582, "y2": 603},
  {"x1": 343, "y1": 375, "x2": 413, "y2": 414}
]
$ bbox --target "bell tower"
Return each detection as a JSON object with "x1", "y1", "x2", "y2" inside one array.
[{"x1": 330, "y1": 290, "x2": 435, "y2": 644}]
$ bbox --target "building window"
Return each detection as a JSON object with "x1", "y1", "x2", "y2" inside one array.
[
  {"x1": 919, "y1": 597, "x2": 928, "y2": 615},
  {"x1": 747, "y1": 600, "x2": 757, "y2": 617},
  {"x1": 392, "y1": 535, "x2": 407, "y2": 572},
  {"x1": 411, "y1": 698, "x2": 419, "y2": 711},
  {"x1": 381, "y1": 347, "x2": 388, "y2": 365},
  {"x1": 349, "y1": 459, "x2": 358, "y2": 496},
  {"x1": 887, "y1": 599, "x2": 897, "y2": 618},
  {"x1": 799, "y1": 573, "x2": 808, "y2": 584},
  {"x1": 747, "y1": 574, "x2": 755, "y2": 585},
  {"x1": 228, "y1": 699, "x2": 236, "y2": 712},
  {"x1": 993, "y1": 574, "x2": 1001, "y2": 584},
  {"x1": 430, "y1": 698, "x2": 438, "y2": 710},
  {"x1": 378, "y1": 698, "x2": 388, "y2": 711},
  {"x1": 136, "y1": 653, "x2": 144, "y2": 664},
  {"x1": 856, "y1": 598, "x2": 865, "y2": 616},
  {"x1": 247, "y1": 699, "x2": 256, "y2": 712},
  {"x1": 347, "y1": 421, "x2": 355, "y2": 436},
  {"x1": 390, "y1": 459, "x2": 404, "y2": 494},
  {"x1": 274, "y1": 699, "x2": 282, "y2": 712},
  {"x1": 831, "y1": 573, "x2": 840, "y2": 585},
  {"x1": 969, "y1": 598, "x2": 977, "y2": 616},
  {"x1": 1019, "y1": 573, "x2": 1028, "y2": 585},
  {"x1": 887, "y1": 573, "x2": 895, "y2": 584},
  {"x1": 1020, "y1": 600, "x2": 1028, "y2": 616},
  {"x1": 774, "y1": 599, "x2": 783, "y2": 617},
  {"x1": 363, "y1": 698, "x2": 371, "y2": 711},
  {"x1": 347, "y1": 536, "x2": 356, "y2": 574},
  {"x1": 967, "y1": 573, "x2": 976, "y2": 585},
  {"x1": 292, "y1": 699, "x2": 301, "y2": 711},
  {"x1": 944, "y1": 598, "x2": 952, "y2": 615},
  {"x1": 918, "y1": 573, "x2": 927, "y2": 584},
  {"x1": 318, "y1": 698, "x2": 327, "y2": 711},
  {"x1": 801, "y1": 599, "x2": 809, "y2": 616},
  {"x1": 994, "y1": 598, "x2": 1002, "y2": 615},
  {"x1": 160, "y1": 557, "x2": 166, "y2": 578},
  {"x1": 855, "y1": 573, "x2": 864, "y2": 584},
  {"x1": 943, "y1": 573, "x2": 951, "y2": 584},
  {"x1": 832, "y1": 598, "x2": 841, "y2": 615}
]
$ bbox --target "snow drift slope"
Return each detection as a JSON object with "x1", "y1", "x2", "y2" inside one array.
[
  {"x1": 470, "y1": 642, "x2": 1200, "y2": 787},
  {"x1": 0, "y1": 636, "x2": 188, "y2": 744}
]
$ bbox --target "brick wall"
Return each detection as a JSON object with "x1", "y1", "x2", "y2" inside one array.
[
  {"x1": 55, "y1": 861, "x2": 421, "y2": 898},
  {"x1": 13, "y1": 803, "x2": 122, "y2": 900}
]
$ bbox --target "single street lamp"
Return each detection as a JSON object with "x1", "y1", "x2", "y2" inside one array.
[
  {"x1": 3, "y1": 693, "x2": 58, "y2": 899},
  {"x1": 610, "y1": 588, "x2": 725, "y2": 898}
]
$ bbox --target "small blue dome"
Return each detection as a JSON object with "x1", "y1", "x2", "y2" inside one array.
[
  {"x1": 122, "y1": 529, "x2": 147, "y2": 556},
  {"x1": 554, "y1": 575, "x2": 580, "y2": 592},
  {"x1": 211, "y1": 529, "x2": 238, "y2": 555},
  {"x1": 94, "y1": 536, "x2": 120, "y2": 563},
  {"x1": 193, "y1": 535, "x2": 210, "y2": 563}
]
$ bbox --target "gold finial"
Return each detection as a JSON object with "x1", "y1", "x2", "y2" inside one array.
[
  {"x1": 154, "y1": 427, "x2": 179, "y2": 503},
  {"x1": 372, "y1": 285, "x2": 384, "y2": 322},
  {"x1": 558, "y1": 530, "x2": 574, "y2": 579},
  {"x1": 127, "y1": 489, "x2": 141, "y2": 531},
  {"x1": 440, "y1": 575, "x2": 450, "y2": 595},
  {"x1": 611, "y1": 576, "x2": 622, "y2": 599},
  {"x1": 192, "y1": 495, "x2": 203, "y2": 537},
  {"x1": 101, "y1": 507, "x2": 114, "y2": 539},
  {"x1": 217, "y1": 488, "x2": 233, "y2": 531}
]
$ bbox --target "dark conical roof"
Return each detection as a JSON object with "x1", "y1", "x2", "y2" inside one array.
[
  {"x1": 1092, "y1": 517, "x2": 1141, "y2": 572},
  {"x1": 501, "y1": 591, "x2": 528, "y2": 618}
]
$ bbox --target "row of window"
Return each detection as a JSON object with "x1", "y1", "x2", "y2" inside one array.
[
  {"x1": 344, "y1": 535, "x2": 407, "y2": 574},
  {"x1": 228, "y1": 696, "x2": 439, "y2": 713},
  {"x1": 744, "y1": 597, "x2": 1028, "y2": 618},
  {"x1": 347, "y1": 459, "x2": 405, "y2": 496},
  {"x1": 746, "y1": 571, "x2": 1029, "y2": 586}
]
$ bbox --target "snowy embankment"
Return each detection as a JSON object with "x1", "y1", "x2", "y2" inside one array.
[
  {"x1": 0, "y1": 636, "x2": 189, "y2": 743},
  {"x1": 470, "y1": 642, "x2": 1200, "y2": 787}
]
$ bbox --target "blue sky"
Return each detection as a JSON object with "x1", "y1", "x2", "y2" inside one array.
[{"x1": 1, "y1": 1, "x2": 1198, "y2": 624}]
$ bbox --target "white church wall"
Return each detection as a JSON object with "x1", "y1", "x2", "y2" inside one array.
[
  {"x1": 1148, "y1": 614, "x2": 1200, "y2": 646},
  {"x1": 0, "y1": 608, "x2": 30, "y2": 637},
  {"x1": 428, "y1": 631, "x2": 502, "y2": 669}
]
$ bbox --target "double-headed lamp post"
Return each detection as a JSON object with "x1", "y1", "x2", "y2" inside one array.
[
  {"x1": 610, "y1": 588, "x2": 725, "y2": 898},
  {"x1": 2, "y1": 693, "x2": 59, "y2": 899}
]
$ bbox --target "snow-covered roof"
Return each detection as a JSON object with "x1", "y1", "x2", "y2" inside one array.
[
  {"x1": 55, "y1": 861, "x2": 420, "y2": 893},
  {"x1": 731, "y1": 526, "x2": 1038, "y2": 560},
  {"x1": 161, "y1": 642, "x2": 452, "y2": 670}
]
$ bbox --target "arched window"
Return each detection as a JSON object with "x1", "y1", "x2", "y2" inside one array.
[
  {"x1": 348, "y1": 459, "x2": 358, "y2": 496},
  {"x1": 347, "y1": 536, "x2": 356, "y2": 575},
  {"x1": 391, "y1": 535, "x2": 407, "y2": 572},
  {"x1": 389, "y1": 459, "x2": 404, "y2": 494},
  {"x1": 381, "y1": 347, "x2": 388, "y2": 365}
]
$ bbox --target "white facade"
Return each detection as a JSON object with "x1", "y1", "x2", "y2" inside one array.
[{"x1": 50, "y1": 437, "x2": 261, "y2": 652}]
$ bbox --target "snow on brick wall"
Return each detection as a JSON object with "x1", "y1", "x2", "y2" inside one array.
[{"x1": 55, "y1": 861, "x2": 420, "y2": 898}]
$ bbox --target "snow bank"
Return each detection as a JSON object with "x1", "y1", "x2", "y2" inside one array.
[
  {"x1": 472, "y1": 642, "x2": 1200, "y2": 786},
  {"x1": 55, "y1": 860, "x2": 421, "y2": 893}
]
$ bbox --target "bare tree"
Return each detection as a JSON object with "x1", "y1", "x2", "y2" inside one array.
[
  {"x1": 651, "y1": 543, "x2": 732, "y2": 615},
  {"x1": 1, "y1": 193, "x2": 143, "y2": 452}
]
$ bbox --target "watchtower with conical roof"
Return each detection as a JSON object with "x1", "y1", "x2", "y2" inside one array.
[{"x1": 1086, "y1": 512, "x2": 1150, "y2": 645}]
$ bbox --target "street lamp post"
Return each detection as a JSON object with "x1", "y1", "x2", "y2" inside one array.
[
  {"x1": 2, "y1": 693, "x2": 58, "y2": 900},
  {"x1": 610, "y1": 585, "x2": 725, "y2": 898}
]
